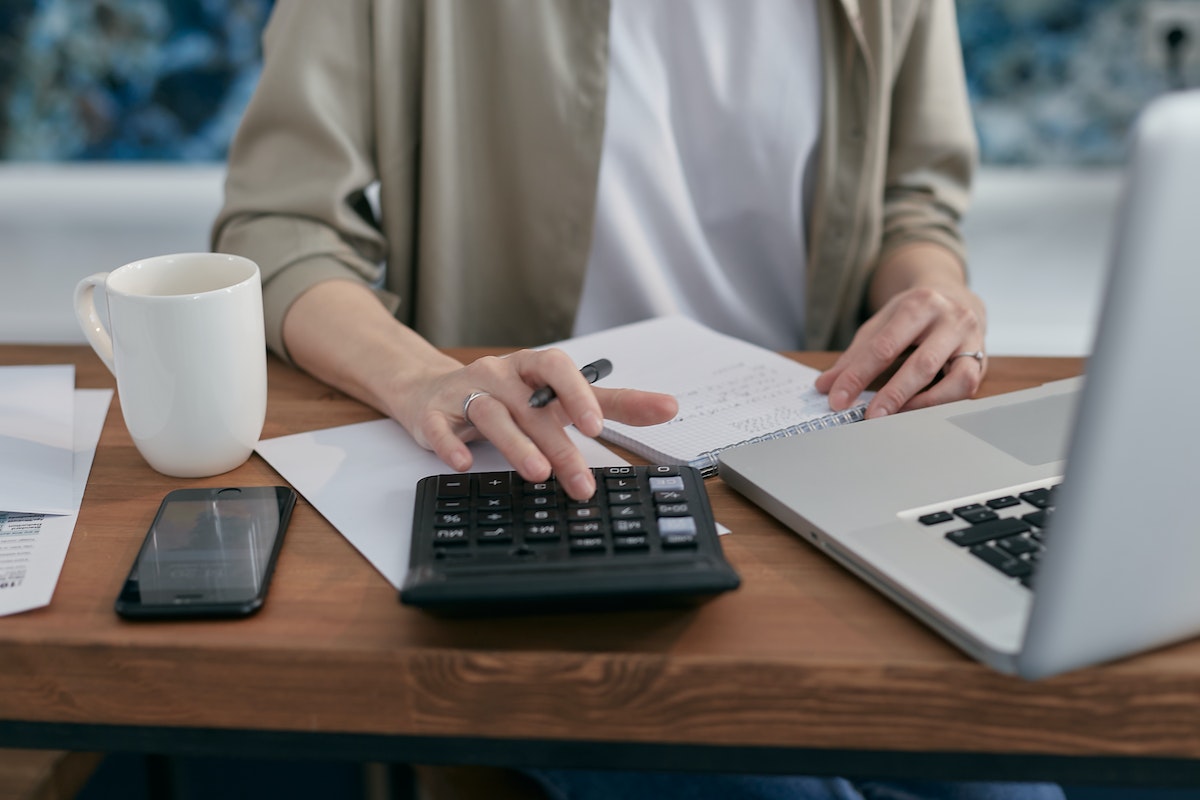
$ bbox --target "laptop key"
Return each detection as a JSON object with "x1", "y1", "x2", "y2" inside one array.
[
  {"x1": 946, "y1": 517, "x2": 1031, "y2": 547},
  {"x1": 970, "y1": 544, "x2": 1034, "y2": 579},
  {"x1": 953, "y1": 504, "x2": 999, "y2": 524},
  {"x1": 1019, "y1": 487, "x2": 1054, "y2": 508},
  {"x1": 997, "y1": 535, "x2": 1040, "y2": 556},
  {"x1": 1022, "y1": 508, "x2": 1052, "y2": 529},
  {"x1": 986, "y1": 495, "x2": 1020, "y2": 509}
]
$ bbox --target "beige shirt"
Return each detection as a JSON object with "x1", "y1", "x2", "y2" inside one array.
[{"x1": 213, "y1": 0, "x2": 978, "y2": 361}]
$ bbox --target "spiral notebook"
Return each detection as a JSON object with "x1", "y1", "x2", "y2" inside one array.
[{"x1": 547, "y1": 316, "x2": 870, "y2": 476}]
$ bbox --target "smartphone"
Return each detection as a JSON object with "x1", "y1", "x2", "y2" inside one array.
[{"x1": 115, "y1": 486, "x2": 297, "y2": 619}]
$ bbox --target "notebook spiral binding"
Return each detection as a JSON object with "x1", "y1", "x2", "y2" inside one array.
[{"x1": 694, "y1": 403, "x2": 869, "y2": 478}]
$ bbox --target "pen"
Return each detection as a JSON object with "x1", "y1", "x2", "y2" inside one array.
[{"x1": 528, "y1": 358, "x2": 613, "y2": 408}]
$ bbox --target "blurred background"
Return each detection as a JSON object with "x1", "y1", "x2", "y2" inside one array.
[
  {"x1": 2, "y1": 0, "x2": 1199, "y2": 354},
  {"x1": 3, "y1": 0, "x2": 1194, "y2": 164}
]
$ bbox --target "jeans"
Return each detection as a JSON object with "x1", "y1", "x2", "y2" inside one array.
[{"x1": 527, "y1": 769, "x2": 1067, "y2": 800}]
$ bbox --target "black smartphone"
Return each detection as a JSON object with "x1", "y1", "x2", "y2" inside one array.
[{"x1": 115, "y1": 486, "x2": 297, "y2": 620}]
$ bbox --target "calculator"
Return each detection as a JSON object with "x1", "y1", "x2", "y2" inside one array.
[{"x1": 400, "y1": 465, "x2": 740, "y2": 612}]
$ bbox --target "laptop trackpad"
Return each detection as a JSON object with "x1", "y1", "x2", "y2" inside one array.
[{"x1": 948, "y1": 392, "x2": 1076, "y2": 466}]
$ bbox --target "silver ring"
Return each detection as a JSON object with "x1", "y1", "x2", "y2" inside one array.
[
  {"x1": 948, "y1": 350, "x2": 986, "y2": 366},
  {"x1": 461, "y1": 390, "x2": 490, "y2": 427}
]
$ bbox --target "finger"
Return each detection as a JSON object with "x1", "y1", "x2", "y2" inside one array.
[
  {"x1": 863, "y1": 318, "x2": 972, "y2": 418},
  {"x1": 461, "y1": 391, "x2": 553, "y2": 483},
  {"x1": 902, "y1": 355, "x2": 986, "y2": 412},
  {"x1": 594, "y1": 387, "x2": 679, "y2": 427},
  {"x1": 868, "y1": 334, "x2": 986, "y2": 417},
  {"x1": 454, "y1": 354, "x2": 603, "y2": 499},
  {"x1": 420, "y1": 412, "x2": 476, "y2": 473},
  {"x1": 516, "y1": 348, "x2": 606, "y2": 437},
  {"x1": 526, "y1": 427, "x2": 597, "y2": 501},
  {"x1": 821, "y1": 342, "x2": 893, "y2": 413},
  {"x1": 822, "y1": 316, "x2": 935, "y2": 412}
]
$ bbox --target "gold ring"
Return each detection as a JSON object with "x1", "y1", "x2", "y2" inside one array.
[{"x1": 461, "y1": 390, "x2": 490, "y2": 427}]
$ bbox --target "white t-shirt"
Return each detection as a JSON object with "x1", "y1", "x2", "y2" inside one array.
[{"x1": 573, "y1": 0, "x2": 823, "y2": 351}]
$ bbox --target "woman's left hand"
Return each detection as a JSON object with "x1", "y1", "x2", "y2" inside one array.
[{"x1": 815, "y1": 243, "x2": 988, "y2": 419}]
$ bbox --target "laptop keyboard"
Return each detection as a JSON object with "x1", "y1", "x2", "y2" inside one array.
[{"x1": 914, "y1": 482, "x2": 1059, "y2": 588}]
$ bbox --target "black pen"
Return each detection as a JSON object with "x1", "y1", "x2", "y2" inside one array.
[{"x1": 528, "y1": 358, "x2": 613, "y2": 408}]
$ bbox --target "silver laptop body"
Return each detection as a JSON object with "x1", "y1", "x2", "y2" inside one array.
[{"x1": 719, "y1": 90, "x2": 1200, "y2": 680}]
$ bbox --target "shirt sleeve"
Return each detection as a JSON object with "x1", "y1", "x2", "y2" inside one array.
[
  {"x1": 211, "y1": 0, "x2": 398, "y2": 362},
  {"x1": 880, "y1": 1, "x2": 979, "y2": 274}
]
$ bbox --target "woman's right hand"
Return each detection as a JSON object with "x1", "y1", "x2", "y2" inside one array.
[
  {"x1": 396, "y1": 347, "x2": 678, "y2": 501},
  {"x1": 282, "y1": 280, "x2": 678, "y2": 502}
]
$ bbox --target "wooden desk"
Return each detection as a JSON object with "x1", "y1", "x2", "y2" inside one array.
[{"x1": 3, "y1": 345, "x2": 1199, "y2": 786}]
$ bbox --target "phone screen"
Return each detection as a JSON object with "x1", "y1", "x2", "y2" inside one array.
[{"x1": 115, "y1": 486, "x2": 297, "y2": 619}]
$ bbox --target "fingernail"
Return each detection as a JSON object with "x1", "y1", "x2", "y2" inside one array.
[
  {"x1": 829, "y1": 390, "x2": 848, "y2": 410},
  {"x1": 869, "y1": 407, "x2": 889, "y2": 419}
]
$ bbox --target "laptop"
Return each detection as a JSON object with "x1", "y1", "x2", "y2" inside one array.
[{"x1": 718, "y1": 90, "x2": 1200, "y2": 680}]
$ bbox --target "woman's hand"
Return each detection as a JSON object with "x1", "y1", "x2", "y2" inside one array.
[
  {"x1": 815, "y1": 242, "x2": 988, "y2": 419},
  {"x1": 397, "y1": 348, "x2": 678, "y2": 500},
  {"x1": 282, "y1": 280, "x2": 677, "y2": 501}
]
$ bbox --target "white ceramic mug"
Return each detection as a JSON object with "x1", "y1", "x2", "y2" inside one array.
[{"x1": 74, "y1": 252, "x2": 267, "y2": 477}]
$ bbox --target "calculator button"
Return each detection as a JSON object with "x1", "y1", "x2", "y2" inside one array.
[
  {"x1": 649, "y1": 476, "x2": 686, "y2": 493},
  {"x1": 524, "y1": 509, "x2": 559, "y2": 523},
  {"x1": 612, "y1": 519, "x2": 646, "y2": 534},
  {"x1": 605, "y1": 477, "x2": 638, "y2": 491},
  {"x1": 569, "y1": 521, "x2": 603, "y2": 537},
  {"x1": 601, "y1": 466, "x2": 638, "y2": 478},
  {"x1": 436, "y1": 476, "x2": 470, "y2": 497},
  {"x1": 524, "y1": 524, "x2": 561, "y2": 540},
  {"x1": 480, "y1": 496, "x2": 511, "y2": 510},
  {"x1": 608, "y1": 491, "x2": 641, "y2": 505},
  {"x1": 477, "y1": 473, "x2": 512, "y2": 495},
  {"x1": 569, "y1": 536, "x2": 607, "y2": 554},
  {"x1": 567, "y1": 506, "x2": 601, "y2": 520},
  {"x1": 435, "y1": 512, "x2": 468, "y2": 527},
  {"x1": 478, "y1": 511, "x2": 512, "y2": 525},
  {"x1": 609, "y1": 505, "x2": 643, "y2": 519},
  {"x1": 613, "y1": 534, "x2": 649, "y2": 550},
  {"x1": 656, "y1": 502, "x2": 690, "y2": 517},
  {"x1": 433, "y1": 528, "x2": 469, "y2": 545},
  {"x1": 661, "y1": 532, "x2": 698, "y2": 548},
  {"x1": 659, "y1": 516, "x2": 698, "y2": 536},
  {"x1": 653, "y1": 490, "x2": 686, "y2": 503},
  {"x1": 523, "y1": 480, "x2": 557, "y2": 495},
  {"x1": 646, "y1": 465, "x2": 680, "y2": 477},
  {"x1": 478, "y1": 526, "x2": 513, "y2": 544},
  {"x1": 436, "y1": 498, "x2": 470, "y2": 512}
]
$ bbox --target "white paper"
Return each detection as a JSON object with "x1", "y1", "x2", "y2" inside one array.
[
  {"x1": 256, "y1": 418, "x2": 628, "y2": 590},
  {"x1": 544, "y1": 316, "x2": 873, "y2": 469},
  {"x1": 0, "y1": 364, "x2": 75, "y2": 514},
  {"x1": 0, "y1": 388, "x2": 113, "y2": 616}
]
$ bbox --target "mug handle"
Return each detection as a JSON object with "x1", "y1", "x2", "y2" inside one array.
[{"x1": 73, "y1": 273, "x2": 115, "y2": 375}]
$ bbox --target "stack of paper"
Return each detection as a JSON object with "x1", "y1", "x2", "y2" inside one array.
[{"x1": 0, "y1": 365, "x2": 112, "y2": 615}]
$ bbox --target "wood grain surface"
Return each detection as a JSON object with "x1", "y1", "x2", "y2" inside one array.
[{"x1": 8, "y1": 345, "x2": 1199, "y2": 763}]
